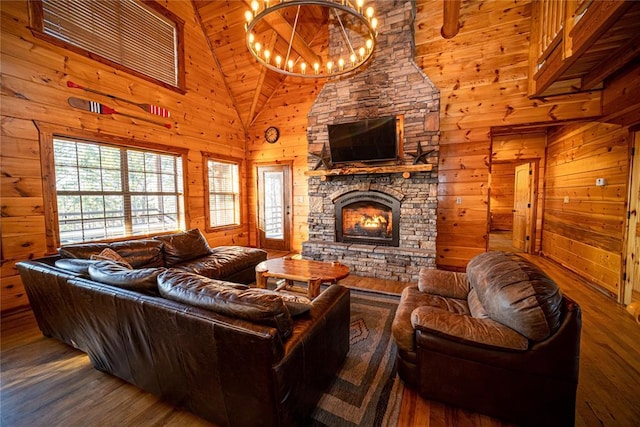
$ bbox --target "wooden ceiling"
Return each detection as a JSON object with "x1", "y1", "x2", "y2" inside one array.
[{"x1": 193, "y1": 0, "x2": 330, "y2": 131}]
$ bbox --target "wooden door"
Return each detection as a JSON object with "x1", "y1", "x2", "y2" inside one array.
[
  {"x1": 513, "y1": 162, "x2": 533, "y2": 251},
  {"x1": 623, "y1": 133, "x2": 639, "y2": 304},
  {"x1": 257, "y1": 163, "x2": 291, "y2": 251}
]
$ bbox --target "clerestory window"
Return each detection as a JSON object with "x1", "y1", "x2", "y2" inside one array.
[{"x1": 29, "y1": 0, "x2": 185, "y2": 91}]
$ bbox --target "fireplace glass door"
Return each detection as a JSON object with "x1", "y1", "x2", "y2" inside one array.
[{"x1": 342, "y1": 202, "x2": 393, "y2": 241}]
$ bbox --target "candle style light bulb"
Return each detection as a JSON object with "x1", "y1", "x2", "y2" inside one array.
[
  {"x1": 300, "y1": 62, "x2": 307, "y2": 74},
  {"x1": 327, "y1": 61, "x2": 333, "y2": 73},
  {"x1": 275, "y1": 55, "x2": 282, "y2": 68},
  {"x1": 288, "y1": 59, "x2": 294, "y2": 72},
  {"x1": 366, "y1": 6, "x2": 374, "y2": 19},
  {"x1": 264, "y1": 50, "x2": 271, "y2": 63},
  {"x1": 350, "y1": 53, "x2": 356, "y2": 65},
  {"x1": 366, "y1": 38, "x2": 373, "y2": 51},
  {"x1": 359, "y1": 47, "x2": 365, "y2": 59},
  {"x1": 338, "y1": 58, "x2": 345, "y2": 71},
  {"x1": 245, "y1": 10, "x2": 253, "y2": 23},
  {"x1": 251, "y1": 0, "x2": 259, "y2": 15},
  {"x1": 249, "y1": 33, "x2": 255, "y2": 44},
  {"x1": 254, "y1": 42, "x2": 261, "y2": 54},
  {"x1": 356, "y1": 0, "x2": 364, "y2": 13},
  {"x1": 314, "y1": 62, "x2": 320, "y2": 74},
  {"x1": 371, "y1": 18, "x2": 378, "y2": 30}
]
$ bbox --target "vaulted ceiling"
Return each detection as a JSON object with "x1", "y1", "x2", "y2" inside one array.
[{"x1": 193, "y1": 0, "x2": 331, "y2": 132}]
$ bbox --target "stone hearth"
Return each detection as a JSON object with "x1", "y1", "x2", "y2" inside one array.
[{"x1": 302, "y1": 0, "x2": 439, "y2": 282}]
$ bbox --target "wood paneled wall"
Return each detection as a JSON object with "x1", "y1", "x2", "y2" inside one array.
[
  {"x1": 542, "y1": 122, "x2": 631, "y2": 299},
  {"x1": 0, "y1": 1, "x2": 248, "y2": 312},
  {"x1": 245, "y1": 80, "x2": 326, "y2": 252},
  {"x1": 414, "y1": 0, "x2": 602, "y2": 270}
]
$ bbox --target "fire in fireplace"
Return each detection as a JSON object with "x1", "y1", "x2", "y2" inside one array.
[{"x1": 335, "y1": 191, "x2": 400, "y2": 246}]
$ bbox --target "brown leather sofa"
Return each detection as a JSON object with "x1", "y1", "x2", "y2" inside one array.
[
  {"x1": 17, "y1": 229, "x2": 351, "y2": 427},
  {"x1": 392, "y1": 251, "x2": 582, "y2": 427}
]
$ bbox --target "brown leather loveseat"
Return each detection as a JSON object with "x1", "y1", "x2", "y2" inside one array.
[
  {"x1": 17, "y1": 229, "x2": 351, "y2": 426},
  {"x1": 392, "y1": 251, "x2": 582, "y2": 427}
]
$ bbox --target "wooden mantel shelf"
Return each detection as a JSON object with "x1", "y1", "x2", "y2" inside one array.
[{"x1": 304, "y1": 164, "x2": 433, "y2": 179}]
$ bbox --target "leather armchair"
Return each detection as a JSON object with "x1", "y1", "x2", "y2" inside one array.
[{"x1": 392, "y1": 251, "x2": 582, "y2": 427}]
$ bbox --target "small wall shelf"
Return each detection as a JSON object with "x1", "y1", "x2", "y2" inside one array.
[{"x1": 304, "y1": 164, "x2": 433, "y2": 180}]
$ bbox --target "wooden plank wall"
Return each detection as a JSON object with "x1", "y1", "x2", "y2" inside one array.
[
  {"x1": 0, "y1": 1, "x2": 249, "y2": 312},
  {"x1": 542, "y1": 122, "x2": 631, "y2": 299},
  {"x1": 491, "y1": 132, "x2": 546, "y2": 251},
  {"x1": 414, "y1": 0, "x2": 602, "y2": 270},
  {"x1": 245, "y1": 81, "x2": 326, "y2": 251}
]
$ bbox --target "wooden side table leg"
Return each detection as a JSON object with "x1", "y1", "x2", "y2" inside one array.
[
  {"x1": 308, "y1": 277, "x2": 322, "y2": 299},
  {"x1": 256, "y1": 270, "x2": 268, "y2": 289}
]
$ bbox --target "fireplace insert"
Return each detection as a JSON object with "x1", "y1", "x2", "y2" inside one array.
[{"x1": 335, "y1": 191, "x2": 400, "y2": 246}]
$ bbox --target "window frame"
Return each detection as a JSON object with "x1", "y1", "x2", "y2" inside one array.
[
  {"x1": 203, "y1": 153, "x2": 244, "y2": 232},
  {"x1": 28, "y1": 0, "x2": 186, "y2": 93},
  {"x1": 37, "y1": 123, "x2": 190, "y2": 253}
]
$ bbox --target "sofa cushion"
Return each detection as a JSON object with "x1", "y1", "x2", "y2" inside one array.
[
  {"x1": 154, "y1": 229, "x2": 212, "y2": 267},
  {"x1": 466, "y1": 251, "x2": 563, "y2": 342},
  {"x1": 174, "y1": 246, "x2": 267, "y2": 280},
  {"x1": 258, "y1": 290, "x2": 313, "y2": 316},
  {"x1": 90, "y1": 248, "x2": 132, "y2": 269},
  {"x1": 110, "y1": 239, "x2": 164, "y2": 268},
  {"x1": 88, "y1": 261, "x2": 164, "y2": 291},
  {"x1": 54, "y1": 258, "x2": 99, "y2": 277},
  {"x1": 157, "y1": 269, "x2": 293, "y2": 338}
]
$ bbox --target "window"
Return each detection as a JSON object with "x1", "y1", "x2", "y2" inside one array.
[
  {"x1": 53, "y1": 137, "x2": 185, "y2": 244},
  {"x1": 205, "y1": 156, "x2": 241, "y2": 229},
  {"x1": 30, "y1": 0, "x2": 185, "y2": 91}
]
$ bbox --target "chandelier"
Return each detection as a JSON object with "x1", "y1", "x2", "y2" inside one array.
[{"x1": 244, "y1": 0, "x2": 379, "y2": 78}]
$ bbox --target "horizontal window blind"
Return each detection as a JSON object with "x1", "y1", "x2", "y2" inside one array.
[
  {"x1": 42, "y1": 0, "x2": 178, "y2": 87},
  {"x1": 207, "y1": 159, "x2": 240, "y2": 228},
  {"x1": 54, "y1": 137, "x2": 185, "y2": 243}
]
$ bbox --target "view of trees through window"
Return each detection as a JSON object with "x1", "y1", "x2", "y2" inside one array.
[
  {"x1": 207, "y1": 159, "x2": 240, "y2": 228},
  {"x1": 54, "y1": 137, "x2": 185, "y2": 243}
]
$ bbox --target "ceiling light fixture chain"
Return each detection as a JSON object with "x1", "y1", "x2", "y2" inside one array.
[{"x1": 245, "y1": 0, "x2": 379, "y2": 78}]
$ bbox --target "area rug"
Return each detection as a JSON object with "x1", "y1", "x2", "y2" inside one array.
[{"x1": 307, "y1": 289, "x2": 403, "y2": 427}]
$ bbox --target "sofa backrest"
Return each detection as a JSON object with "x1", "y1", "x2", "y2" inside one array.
[
  {"x1": 59, "y1": 239, "x2": 164, "y2": 268},
  {"x1": 466, "y1": 251, "x2": 563, "y2": 342}
]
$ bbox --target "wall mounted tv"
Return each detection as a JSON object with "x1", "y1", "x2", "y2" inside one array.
[{"x1": 327, "y1": 116, "x2": 398, "y2": 164}]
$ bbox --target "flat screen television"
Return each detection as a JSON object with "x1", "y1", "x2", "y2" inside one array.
[{"x1": 327, "y1": 116, "x2": 397, "y2": 164}]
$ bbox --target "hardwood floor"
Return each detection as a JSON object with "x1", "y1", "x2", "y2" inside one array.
[{"x1": 2, "y1": 254, "x2": 639, "y2": 426}]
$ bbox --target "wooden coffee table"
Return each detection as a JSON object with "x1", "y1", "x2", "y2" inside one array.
[{"x1": 255, "y1": 256, "x2": 350, "y2": 299}]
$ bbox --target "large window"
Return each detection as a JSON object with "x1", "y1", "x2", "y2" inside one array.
[
  {"x1": 205, "y1": 156, "x2": 241, "y2": 229},
  {"x1": 30, "y1": 0, "x2": 185, "y2": 91},
  {"x1": 53, "y1": 137, "x2": 185, "y2": 244}
]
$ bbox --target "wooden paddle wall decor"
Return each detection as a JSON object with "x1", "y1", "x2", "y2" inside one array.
[
  {"x1": 67, "y1": 81, "x2": 170, "y2": 117},
  {"x1": 67, "y1": 97, "x2": 172, "y2": 129}
]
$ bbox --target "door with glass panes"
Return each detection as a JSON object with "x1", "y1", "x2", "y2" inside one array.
[{"x1": 257, "y1": 163, "x2": 291, "y2": 250}]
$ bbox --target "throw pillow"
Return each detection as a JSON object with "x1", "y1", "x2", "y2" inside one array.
[
  {"x1": 54, "y1": 258, "x2": 99, "y2": 277},
  {"x1": 154, "y1": 229, "x2": 212, "y2": 267},
  {"x1": 91, "y1": 248, "x2": 132, "y2": 269}
]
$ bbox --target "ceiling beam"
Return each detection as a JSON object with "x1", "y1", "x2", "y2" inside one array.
[{"x1": 441, "y1": 0, "x2": 461, "y2": 39}]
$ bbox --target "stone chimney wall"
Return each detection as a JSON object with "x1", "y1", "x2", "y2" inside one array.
[{"x1": 302, "y1": 0, "x2": 440, "y2": 282}]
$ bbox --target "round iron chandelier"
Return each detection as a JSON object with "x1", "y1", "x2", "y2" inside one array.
[{"x1": 244, "y1": 0, "x2": 379, "y2": 78}]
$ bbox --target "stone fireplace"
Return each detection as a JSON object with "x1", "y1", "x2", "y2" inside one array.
[{"x1": 302, "y1": 0, "x2": 440, "y2": 282}]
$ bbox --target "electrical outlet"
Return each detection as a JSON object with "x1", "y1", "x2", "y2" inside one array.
[
  {"x1": 456, "y1": 197, "x2": 462, "y2": 205},
  {"x1": 563, "y1": 196, "x2": 570, "y2": 204},
  {"x1": 596, "y1": 178, "x2": 606, "y2": 187}
]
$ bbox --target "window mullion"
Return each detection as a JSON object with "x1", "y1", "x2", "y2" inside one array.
[{"x1": 121, "y1": 149, "x2": 133, "y2": 236}]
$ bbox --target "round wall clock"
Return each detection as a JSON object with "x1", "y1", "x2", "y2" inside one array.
[{"x1": 265, "y1": 126, "x2": 280, "y2": 143}]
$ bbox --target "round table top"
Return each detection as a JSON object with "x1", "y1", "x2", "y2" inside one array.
[{"x1": 256, "y1": 256, "x2": 350, "y2": 282}]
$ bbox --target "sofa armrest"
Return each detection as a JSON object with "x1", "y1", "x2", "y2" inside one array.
[
  {"x1": 411, "y1": 306, "x2": 528, "y2": 350},
  {"x1": 418, "y1": 269, "x2": 469, "y2": 299}
]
